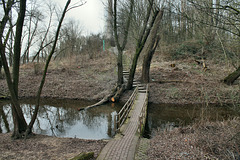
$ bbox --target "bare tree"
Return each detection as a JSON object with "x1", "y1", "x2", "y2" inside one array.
[
  {"x1": 31, "y1": 2, "x2": 54, "y2": 63},
  {"x1": 113, "y1": 0, "x2": 134, "y2": 87},
  {"x1": 186, "y1": 0, "x2": 240, "y2": 84},
  {"x1": 83, "y1": 0, "x2": 134, "y2": 109},
  {"x1": 0, "y1": 0, "x2": 28, "y2": 138},
  {"x1": 110, "y1": 0, "x2": 134, "y2": 101},
  {"x1": 0, "y1": 0, "x2": 85, "y2": 138},
  {"x1": 141, "y1": 9, "x2": 164, "y2": 83},
  {"x1": 22, "y1": 0, "x2": 43, "y2": 64},
  {"x1": 181, "y1": 0, "x2": 187, "y2": 40},
  {"x1": 56, "y1": 19, "x2": 83, "y2": 60},
  {"x1": 126, "y1": 0, "x2": 156, "y2": 89}
]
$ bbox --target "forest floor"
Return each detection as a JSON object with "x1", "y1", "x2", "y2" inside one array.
[
  {"x1": 0, "y1": 51, "x2": 239, "y2": 159},
  {"x1": 147, "y1": 118, "x2": 240, "y2": 159},
  {"x1": 0, "y1": 51, "x2": 239, "y2": 104},
  {"x1": 0, "y1": 133, "x2": 107, "y2": 160}
]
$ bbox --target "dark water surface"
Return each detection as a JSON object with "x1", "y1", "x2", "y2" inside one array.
[
  {"x1": 1, "y1": 99, "x2": 239, "y2": 140},
  {"x1": 146, "y1": 103, "x2": 239, "y2": 138},
  {"x1": 0, "y1": 99, "x2": 122, "y2": 140}
]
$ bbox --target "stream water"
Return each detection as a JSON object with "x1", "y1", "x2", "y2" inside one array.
[
  {"x1": 0, "y1": 99, "x2": 239, "y2": 139},
  {"x1": 0, "y1": 99, "x2": 122, "y2": 140},
  {"x1": 145, "y1": 103, "x2": 239, "y2": 138}
]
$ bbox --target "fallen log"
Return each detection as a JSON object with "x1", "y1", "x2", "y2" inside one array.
[
  {"x1": 111, "y1": 85, "x2": 125, "y2": 103},
  {"x1": 79, "y1": 94, "x2": 112, "y2": 111},
  {"x1": 223, "y1": 66, "x2": 240, "y2": 85},
  {"x1": 79, "y1": 85, "x2": 119, "y2": 111}
]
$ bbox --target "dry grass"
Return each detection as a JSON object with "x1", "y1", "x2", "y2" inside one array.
[
  {"x1": 147, "y1": 54, "x2": 240, "y2": 104},
  {"x1": 0, "y1": 133, "x2": 107, "y2": 160},
  {"x1": 148, "y1": 118, "x2": 240, "y2": 159},
  {"x1": 0, "y1": 51, "x2": 118, "y2": 101}
]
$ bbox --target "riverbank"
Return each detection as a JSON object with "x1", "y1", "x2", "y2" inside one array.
[
  {"x1": 0, "y1": 51, "x2": 239, "y2": 104},
  {"x1": 0, "y1": 51, "x2": 239, "y2": 159},
  {"x1": 147, "y1": 118, "x2": 240, "y2": 159}
]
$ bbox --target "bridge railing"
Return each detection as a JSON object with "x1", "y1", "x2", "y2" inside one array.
[
  {"x1": 115, "y1": 86, "x2": 138, "y2": 132},
  {"x1": 138, "y1": 84, "x2": 149, "y2": 135}
]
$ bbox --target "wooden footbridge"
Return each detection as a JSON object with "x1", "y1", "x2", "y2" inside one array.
[{"x1": 97, "y1": 71, "x2": 149, "y2": 160}]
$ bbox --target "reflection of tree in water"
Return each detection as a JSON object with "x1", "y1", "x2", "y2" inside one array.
[
  {"x1": 33, "y1": 105, "x2": 82, "y2": 136},
  {"x1": 81, "y1": 105, "x2": 118, "y2": 135},
  {"x1": 0, "y1": 100, "x2": 122, "y2": 138},
  {"x1": 0, "y1": 103, "x2": 11, "y2": 133},
  {"x1": 36, "y1": 104, "x2": 119, "y2": 138}
]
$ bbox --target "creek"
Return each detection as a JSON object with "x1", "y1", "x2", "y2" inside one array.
[
  {"x1": 145, "y1": 103, "x2": 239, "y2": 138},
  {"x1": 0, "y1": 99, "x2": 122, "y2": 140},
  {"x1": 0, "y1": 99, "x2": 238, "y2": 139}
]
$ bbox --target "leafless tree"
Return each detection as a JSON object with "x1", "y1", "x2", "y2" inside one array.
[
  {"x1": 141, "y1": 9, "x2": 164, "y2": 83},
  {"x1": 0, "y1": 0, "x2": 85, "y2": 139}
]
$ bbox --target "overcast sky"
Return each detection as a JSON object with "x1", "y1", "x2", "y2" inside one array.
[{"x1": 53, "y1": 0, "x2": 107, "y2": 35}]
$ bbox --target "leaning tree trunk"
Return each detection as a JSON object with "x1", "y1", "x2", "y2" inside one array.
[
  {"x1": 1, "y1": 0, "x2": 28, "y2": 139},
  {"x1": 142, "y1": 36, "x2": 160, "y2": 83},
  {"x1": 126, "y1": 0, "x2": 157, "y2": 89},
  {"x1": 117, "y1": 50, "x2": 124, "y2": 86},
  {"x1": 141, "y1": 10, "x2": 164, "y2": 83},
  {"x1": 27, "y1": 0, "x2": 72, "y2": 134},
  {"x1": 223, "y1": 66, "x2": 240, "y2": 85}
]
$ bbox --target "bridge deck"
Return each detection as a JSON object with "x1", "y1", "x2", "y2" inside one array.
[{"x1": 97, "y1": 93, "x2": 146, "y2": 160}]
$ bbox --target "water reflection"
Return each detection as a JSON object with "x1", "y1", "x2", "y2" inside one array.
[
  {"x1": 146, "y1": 103, "x2": 239, "y2": 137},
  {"x1": 0, "y1": 99, "x2": 122, "y2": 139}
]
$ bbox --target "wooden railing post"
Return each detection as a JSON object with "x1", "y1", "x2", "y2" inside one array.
[
  {"x1": 114, "y1": 86, "x2": 139, "y2": 132},
  {"x1": 114, "y1": 114, "x2": 117, "y2": 133},
  {"x1": 137, "y1": 84, "x2": 149, "y2": 135}
]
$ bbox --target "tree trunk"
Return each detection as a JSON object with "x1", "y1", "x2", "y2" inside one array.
[
  {"x1": 113, "y1": 0, "x2": 134, "y2": 87},
  {"x1": 126, "y1": 0, "x2": 156, "y2": 89},
  {"x1": 141, "y1": 10, "x2": 164, "y2": 83},
  {"x1": 28, "y1": 0, "x2": 72, "y2": 133},
  {"x1": 12, "y1": 0, "x2": 27, "y2": 98},
  {"x1": 1, "y1": 0, "x2": 74, "y2": 138},
  {"x1": 11, "y1": 103, "x2": 27, "y2": 138},
  {"x1": 142, "y1": 36, "x2": 160, "y2": 83},
  {"x1": 223, "y1": 66, "x2": 240, "y2": 85},
  {"x1": 0, "y1": 57, "x2": 2, "y2": 76},
  {"x1": 117, "y1": 50, "x2": 124, "y2": 86},
  {"x1": 181, "y1": 0, "x2": 187, "y2": 40},
  {"x1": 126, "y1": 48, "x2": 140, "y2": 89},
  {"x1": 0, "y1": 0, "x2": 28, "y2": 138}
]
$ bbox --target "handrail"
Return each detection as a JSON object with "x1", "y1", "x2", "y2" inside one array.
[
  {"x1": 115, "y1": 86, "x2": 138, "y2": 132},
  {"x1": 138, "y1": 84, "x2": 149, "y2": 134}
]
